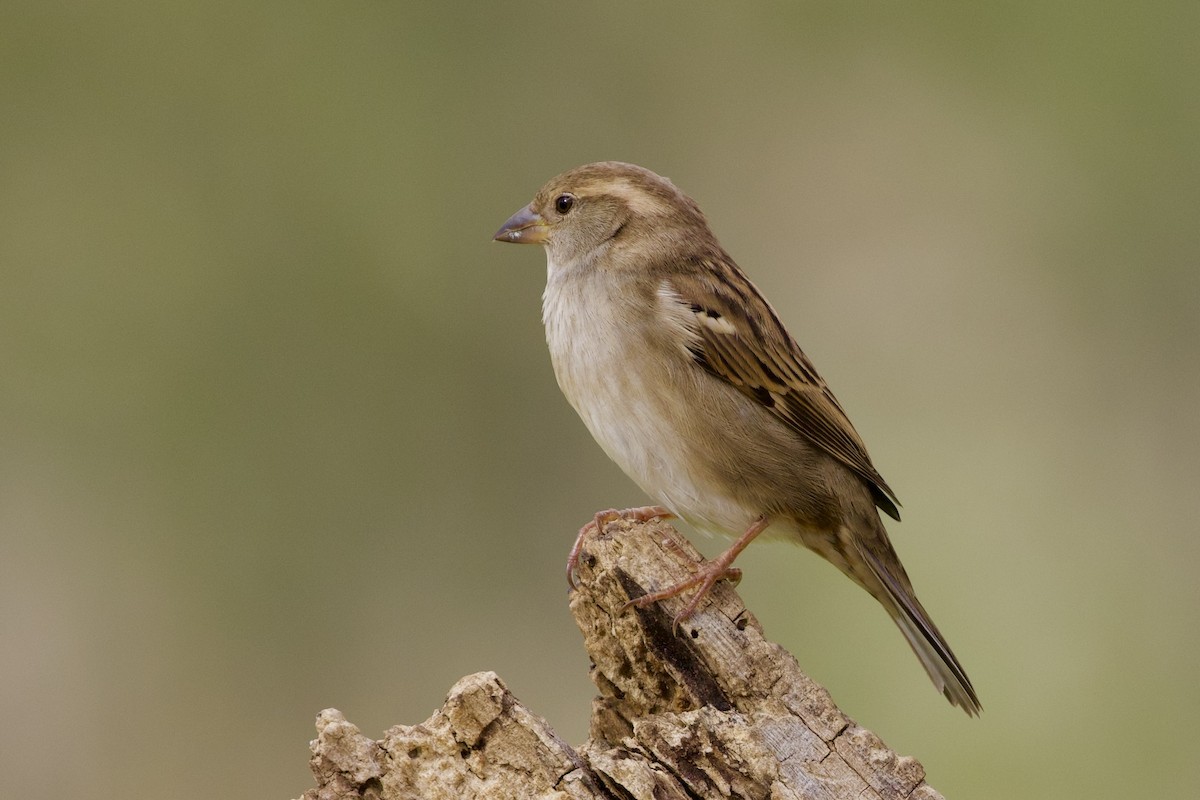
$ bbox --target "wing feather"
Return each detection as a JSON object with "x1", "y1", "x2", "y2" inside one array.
[{"x1": 663, "y1": 263, "x2": 901, "y2": 520}]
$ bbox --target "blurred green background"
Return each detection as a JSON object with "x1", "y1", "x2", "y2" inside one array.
[{"x1": 2, "y1": 2, "x2": 1197, "y2": 798}]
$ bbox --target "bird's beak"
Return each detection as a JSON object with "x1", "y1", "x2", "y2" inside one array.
[{"x1": 492, "y1": 205, "x2": 549, "y2": 245}]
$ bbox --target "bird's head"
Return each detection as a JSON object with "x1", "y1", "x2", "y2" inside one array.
[{"x1": 493, "y1": 161, "x2": 709, "y2": 273}]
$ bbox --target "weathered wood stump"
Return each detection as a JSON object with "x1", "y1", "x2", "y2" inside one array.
[{"x1": 297, "y1": 515, "x2": 944, "y2": 799}]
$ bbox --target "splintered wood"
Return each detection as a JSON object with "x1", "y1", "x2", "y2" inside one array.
[{"x1": 298, "y1": 516, "x2": 943, "y2": 800}]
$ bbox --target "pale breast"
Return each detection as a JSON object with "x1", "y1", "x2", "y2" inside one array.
[{"x1": 541, "y1": 265, "x2": 758, "y2": 536}]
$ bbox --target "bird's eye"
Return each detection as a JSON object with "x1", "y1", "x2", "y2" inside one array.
[{"x1": 555, "y1": 194, "x2": 575, "y2": 215}]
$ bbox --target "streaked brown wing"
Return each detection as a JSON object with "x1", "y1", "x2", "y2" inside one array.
[{"x1": 664, "y1": 264, "x2": 901, "y2": 520}]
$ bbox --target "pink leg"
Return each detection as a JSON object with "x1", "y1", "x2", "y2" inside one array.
[
  {"x1": 626, "y1": 515, "x2": 770, "y2": 626},
  {"x1": 567, "y1": 505, "x2": 674, "y2": 589}
]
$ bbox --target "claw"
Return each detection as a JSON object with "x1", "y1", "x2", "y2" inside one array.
[
  {"x1": 620, "y1": 516, "x2": 769, "y2": 626},
  {"x1": 567, "y1": 505, "x2": 674, "y2": 589}
]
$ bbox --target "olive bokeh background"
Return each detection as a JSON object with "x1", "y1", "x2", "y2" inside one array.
[{"x1": 2, "y1": 3, "x2": 1197, "y2": 798}]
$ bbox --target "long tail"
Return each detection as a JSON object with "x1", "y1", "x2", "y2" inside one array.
[{"x1": 857, "y1": 543, "x2": 982, "y2": 716}]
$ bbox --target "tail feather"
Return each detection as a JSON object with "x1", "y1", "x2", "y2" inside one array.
[{"x1": 857, "y1": 544, "x2": 982, "y2": 716}]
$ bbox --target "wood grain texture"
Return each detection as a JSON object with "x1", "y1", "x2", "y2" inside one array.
[{"x1": 296, "y1": 516, "x2": 944, "y2": 800}]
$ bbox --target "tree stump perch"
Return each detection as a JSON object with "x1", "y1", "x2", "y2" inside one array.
[{"x1": 297, "y1": 516, "x2": 945, "y2": 799}]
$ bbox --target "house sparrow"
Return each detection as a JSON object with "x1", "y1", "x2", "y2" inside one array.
[{"x1": 493, "y1": 161, "x2": 980, "y2": 715}]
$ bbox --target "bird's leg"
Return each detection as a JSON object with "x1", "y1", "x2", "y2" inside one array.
[
  {"x1": 567, "y1": 505, "x2": 674, "y2": 589},
  {"x1": 626, "y1": 515, "x2": 770, "y2": 626}
]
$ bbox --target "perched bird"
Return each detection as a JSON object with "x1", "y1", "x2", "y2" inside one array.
[{"x1": 493, "y1": 161, "x2": 980, "y2": 714}]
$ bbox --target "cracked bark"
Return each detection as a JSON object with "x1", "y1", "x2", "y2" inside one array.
[{"x1": 296, "y1": 516, "x2": 945, "y2": 800}]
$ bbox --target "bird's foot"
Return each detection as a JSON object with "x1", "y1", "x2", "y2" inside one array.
[
  {"x1": 567, "y1": 505, "x2": 673, "y2": 589},
  {"x1": 624, "y1": 557, "x2": 742, "y2": 628},
  {"x1": 623, "y1": 515, "x2": 769, "y2": 629}
]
